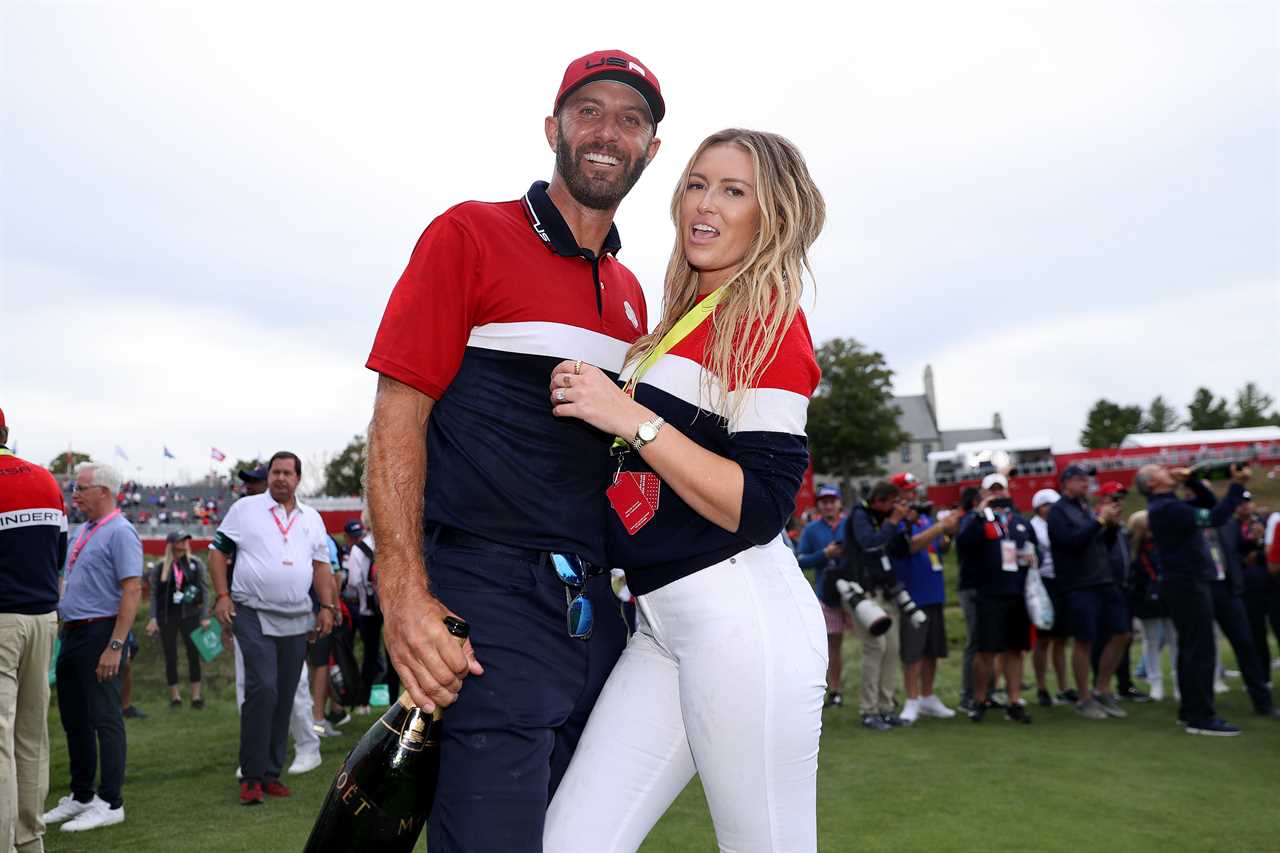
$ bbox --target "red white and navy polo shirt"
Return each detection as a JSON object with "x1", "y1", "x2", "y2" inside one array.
[
  {"x1": 0, "y1": 448, "x2": 67, "y2": 614},
  {"x1": 367, "y1": 181, "x2": 648, "y2": 566},
  {"x1": 608, "y1": 305, "x2": 820, "y2": 595}
]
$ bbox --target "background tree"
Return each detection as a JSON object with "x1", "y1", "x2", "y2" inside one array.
[
  {"x1": 1139, "y1": 395, "x2": 1181, "y2": 433},
  {"x1": 48, "y1": 451, "x2": 92, "y2": 475},
  {"x1": 1185, "y1": 387, "x2": 1232, "y2": 431},
  {"x1": 1079, "y1": 399, "x2": 1143, "y2": 449},
  {"x1": 807, "y1": 338, "x2": 907, "y2": 478},
  {"x1": 322, "y1": 434, "x2": 366, "y2": 496},
  {"x1": 1231, "y1": 381, "x2": 1279, "y2": 427}
]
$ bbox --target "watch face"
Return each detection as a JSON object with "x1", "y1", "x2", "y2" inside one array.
[{"x1": 639, "y1": 423, "x2": 658, "y2": 442}]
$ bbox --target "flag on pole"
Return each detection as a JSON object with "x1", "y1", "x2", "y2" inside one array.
[
  {"x1": 163, "y1": 446, "x2": 176, "y2": 459},
  {"x1": 114, "y1": 445, "x2": 129, "y2": 462},
  {"x1": 210, "y1": 447, "x2": 226, "y2": 462}
]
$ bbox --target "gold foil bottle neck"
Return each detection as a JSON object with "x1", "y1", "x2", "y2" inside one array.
[{"x1": 399, "y1": 713, "x2": 428, "y2": 748}]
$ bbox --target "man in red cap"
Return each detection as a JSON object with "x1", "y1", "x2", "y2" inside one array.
[{"x1": 363, "y1": 51, "x2": 663, "y2": 849}]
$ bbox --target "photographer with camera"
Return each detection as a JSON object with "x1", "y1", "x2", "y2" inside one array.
[
  {"x1": 1048, "y1": 465, "x2": 1131, "y2": 720},
  {"x1": 797, "y1": 485, "x2": 850, "y2": 708},
  {"x1": 829, "y1": 481, "x2": 914, "y2": 731},
  {"x1": 1212, "y1": 492, "x2": 1278, "y2": 718},
  {"x1": 887, "y1": 474, "x2": 960, "y2": 724},
  {"x1": 1137, "y1": 462, "x2": 1249, "y2": 735},
  {"x1": 958, "y1": 474, "x2": 1037, "y2": 723}
]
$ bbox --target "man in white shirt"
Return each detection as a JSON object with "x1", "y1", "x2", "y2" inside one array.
[{"x1": 208, "y1": 452, "x2": 337, "y2": 806}]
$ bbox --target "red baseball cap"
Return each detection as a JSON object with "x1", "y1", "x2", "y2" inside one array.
[
  {"x1": 1098, "y1": 481, "x2": 1128, "y2": 497},
  {"x1": 890, "y1": 472, "x2": 919, "y2": 492},
  {"x1": 554, "y1": 50, "x2": 665, "y2": 125}
]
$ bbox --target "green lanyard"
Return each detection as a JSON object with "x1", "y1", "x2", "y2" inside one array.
[
  {"x1": 612, "y1": 284, "x2": 727, "y2": 451},
  {"x1": 0, "y1": 448, "x2": 11, "y2": 457}
]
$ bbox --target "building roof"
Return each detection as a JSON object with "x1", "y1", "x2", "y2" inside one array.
[
  {"x1": 894, "y1": 395, "x2": 940, "y2": 441},
  {"x1": 940, "y1": 428, "x2": 1005, "y2": 451},
  {"x1": 1119, "y1": 426, "x2": 1280, "y2": 448},
  {"x1": 951, "y1": 436, "x2": 1052, "y2": 455}
]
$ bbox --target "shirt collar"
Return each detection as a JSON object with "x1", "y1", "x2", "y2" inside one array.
[
  {"x1": 0, "y1": 447, "x2": 11, "y2": 456},
  {"x1": 522, "y1": 180, "x2": 622, "y2": 259}
]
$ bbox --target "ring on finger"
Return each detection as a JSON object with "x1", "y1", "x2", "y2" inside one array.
[
  {"x1": 561, "y1": 373, "x2": 572, "y2": 388},
  {"x1": 555, "y1": 389, "x2": 566, "y2": 403},
  {"x1": 574, "y1": 359, "x2": 582, "y2": 375}
]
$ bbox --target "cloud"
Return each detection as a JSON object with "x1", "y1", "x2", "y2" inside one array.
[{"x1": 894, "y1": 279, "x2": 1280, "y2": 449}]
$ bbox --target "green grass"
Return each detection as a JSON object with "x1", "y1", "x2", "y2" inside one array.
[
  {"x1": 41, "y1": 475, "x2": 1280, "y2": 852},
  {"x1": 41, "y1": 625, "x2": 1280, "y2": 853}
]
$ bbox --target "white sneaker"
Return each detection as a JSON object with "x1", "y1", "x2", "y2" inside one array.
[
  {"x1": 1149, "y1": 682, "x2": 1165, "y2": 702},
  {"x1": 919, "y1": 695, "x2": 957, "y2": 719},
  {"x1": 1213, "y1": 680, "x2": 1230, "y2": 695},
  {"x1": 288, "y1": 749, "x2": 322, "y2": 775},
  {"x1": 61, "y1": 799, "x2": 124, "y2": 832},
  {"x1": 900, "y1": 698, "x2": 920, "y2": 724},
  {"x1": 41, "y1": 795, "x2": 96, "y2": 824},
  {"x1": 235, "y1": 765, "x2": 242, "y2": 780},
  {"x1": 313, "y1": 719, "x2": 341, "y2": 738}
]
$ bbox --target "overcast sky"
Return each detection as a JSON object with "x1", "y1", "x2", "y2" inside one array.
[{"x1": 3, "y1": 1, "x2": 1277, "y2": 487}]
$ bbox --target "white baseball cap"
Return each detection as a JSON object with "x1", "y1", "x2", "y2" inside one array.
[
  {"x1": 981, "y1": 473, "x2": 1009, "y2": 491},
  {"x1": 1032, "y1": 488, "x2": 1061, "y2": 509}
]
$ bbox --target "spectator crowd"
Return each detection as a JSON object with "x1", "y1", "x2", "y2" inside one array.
[{"x1": 1, "y1": 399, "x2": 1278, "y2": 845}]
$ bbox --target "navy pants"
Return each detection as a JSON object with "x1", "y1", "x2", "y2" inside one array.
[
  {"x1": 1210, "y1": 582, "x2": 1274, "y2": 713},
  {"x1": 425, "y1": 538, "x2": 626, "y2": 853},
  {"x1": 56, "y1": 620, "x2": 126, "y2": 809},
  {"x1": 1164, "y1": 577, "x2": 1218, "y2": 726}
]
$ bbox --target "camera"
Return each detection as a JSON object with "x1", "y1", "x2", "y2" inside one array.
[
  {"x1": 857, "y1": 545, "x2": 927, "y2": 628},
  {"x1": 834, "y1": 579, "x2": 892, "y2": 636},
  {"x1": 987, "y1": 496, "x2": 1014, "y2": 510},
  {"x1": 909, "y1": 501, "x2": 934, "y2": 517}
]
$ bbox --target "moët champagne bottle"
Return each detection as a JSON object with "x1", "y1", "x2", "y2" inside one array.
[{"x1": 302, "y1": 616, "x2": 469, "y2": 852}]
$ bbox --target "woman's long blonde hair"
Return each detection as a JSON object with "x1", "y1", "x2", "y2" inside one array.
[
  {"x1": 1128, "y1": 510, "x2": 1149, "y2": 563},
  {"x1": 625, "y1": 129, "x2": 825, "y2": 424},
  {"x1": 161, "y1": 539, "x2": 188, "y2": 583}
]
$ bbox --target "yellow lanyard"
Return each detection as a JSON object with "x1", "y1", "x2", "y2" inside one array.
[{"x1": 612, "y1": 284, "x2": 727, "y2": 450}]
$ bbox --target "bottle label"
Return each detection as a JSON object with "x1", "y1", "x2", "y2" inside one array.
[{"x1": 331, "y1": 766, "x2": 427, "y2": 840}]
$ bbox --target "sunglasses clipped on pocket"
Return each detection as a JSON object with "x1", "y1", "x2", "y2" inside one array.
[{"x1": 550, "y1": 553, "x2": 596, "y2": 640}]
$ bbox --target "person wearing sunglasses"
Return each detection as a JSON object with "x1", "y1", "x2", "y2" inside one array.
[
  {"x1": 144, "y1": 530, "x2": 210, "y2": 708},
  {"x1": 543, "y1": 129, "x2": 827, "y2": 852}
]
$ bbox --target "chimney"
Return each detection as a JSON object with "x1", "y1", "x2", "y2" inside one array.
[
  {"x1": 923, "y1": 365, "x2": 937, "y2": 423},
  {"x1": 992, "y1": 411, "x2": 1004, "y2": 436}
]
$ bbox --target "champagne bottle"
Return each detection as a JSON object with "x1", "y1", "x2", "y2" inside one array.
[{"x1": 302, "y1": 616, "x2": 469, "y2": 852}]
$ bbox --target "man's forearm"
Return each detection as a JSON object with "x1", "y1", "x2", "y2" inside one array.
[
  {"x1": 368, "y1": 376, "x2": 435, "y2": 601},
  {"x1": 908, "y1": 524, "x2": 942, "y2": 554},
  {"x1": 312, "y1": 563, "x2": 337, "y2": 607},
  {"x1": 112, "y1": 580, "x2": 141, "y2": 643},
  {"x1": 208, "y1": 550, "x2": 230, "y2": 598}
]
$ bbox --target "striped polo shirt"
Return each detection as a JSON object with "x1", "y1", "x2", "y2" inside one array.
[
  {"x1": 0, "y1": 448, "x2": 67, "y2": 614},
  {"x1": 367, "y1": 181, "x2": 648, "y2": 566},
  {"x1": 610, "y1": 304, "x2": 820, "y2": 594}
]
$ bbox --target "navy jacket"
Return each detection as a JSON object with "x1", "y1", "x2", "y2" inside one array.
[
  {"x1": 955, "y1": 506, "x2": 1037, "y2": 597},
  {"x1": 822, "y1": 503, "x2": 907, "y2": 604},
  {"x1": 1213, "y1": 517, "x2": 1249, "y2": 596},
  {"x1": 1047, "y1": 496, "x2": 1113, "y2": 590},
  {"x1": 1146, "y1": 481, "x2": 1246, "y2": 583}
]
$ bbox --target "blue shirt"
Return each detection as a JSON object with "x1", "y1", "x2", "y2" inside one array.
[
  {"x1": 59, "y1": 514, "x2": 142, "y2": 620},
  {"x1": 796, "y1": 516, "x2": 846, "y2": 595},
  {"x1": 892, "y1": 515, "x2": 946, "y2": 606}
]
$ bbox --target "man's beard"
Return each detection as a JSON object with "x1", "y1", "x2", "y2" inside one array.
[{"x1": 555, "y1": 133, "x2": 648, "y2": 211}]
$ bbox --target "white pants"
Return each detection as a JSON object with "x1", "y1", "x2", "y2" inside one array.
[
  {"x1": 235, "y1": 638, "x2": 319, "y2": 755},
  {"x1": 544, "y1": 537, "x2": 827, "y2": 853},
  {"x1": 1140, "y1": 617, "x2": 1178, "y2": 690}
]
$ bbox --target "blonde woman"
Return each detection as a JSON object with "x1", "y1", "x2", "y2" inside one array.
[
  {"x1": 544, "y1": 129, "x2": 827, "y2": 852},
  {"x1": 144, "y1": 531, "x2": 210, "y2": 707}
]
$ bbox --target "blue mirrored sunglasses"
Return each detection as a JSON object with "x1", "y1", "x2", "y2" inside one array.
[{"x1": 550, "y1": 553, "x2": 593, "y2": 640}]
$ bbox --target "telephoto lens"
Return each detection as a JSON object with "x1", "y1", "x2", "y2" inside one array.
[
  {"x1": 835, "y1": 579, "x2": 893, "y2": 636},
  {"x1": 888, "y1": 585, "x2": 928, "y2": 627}
]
